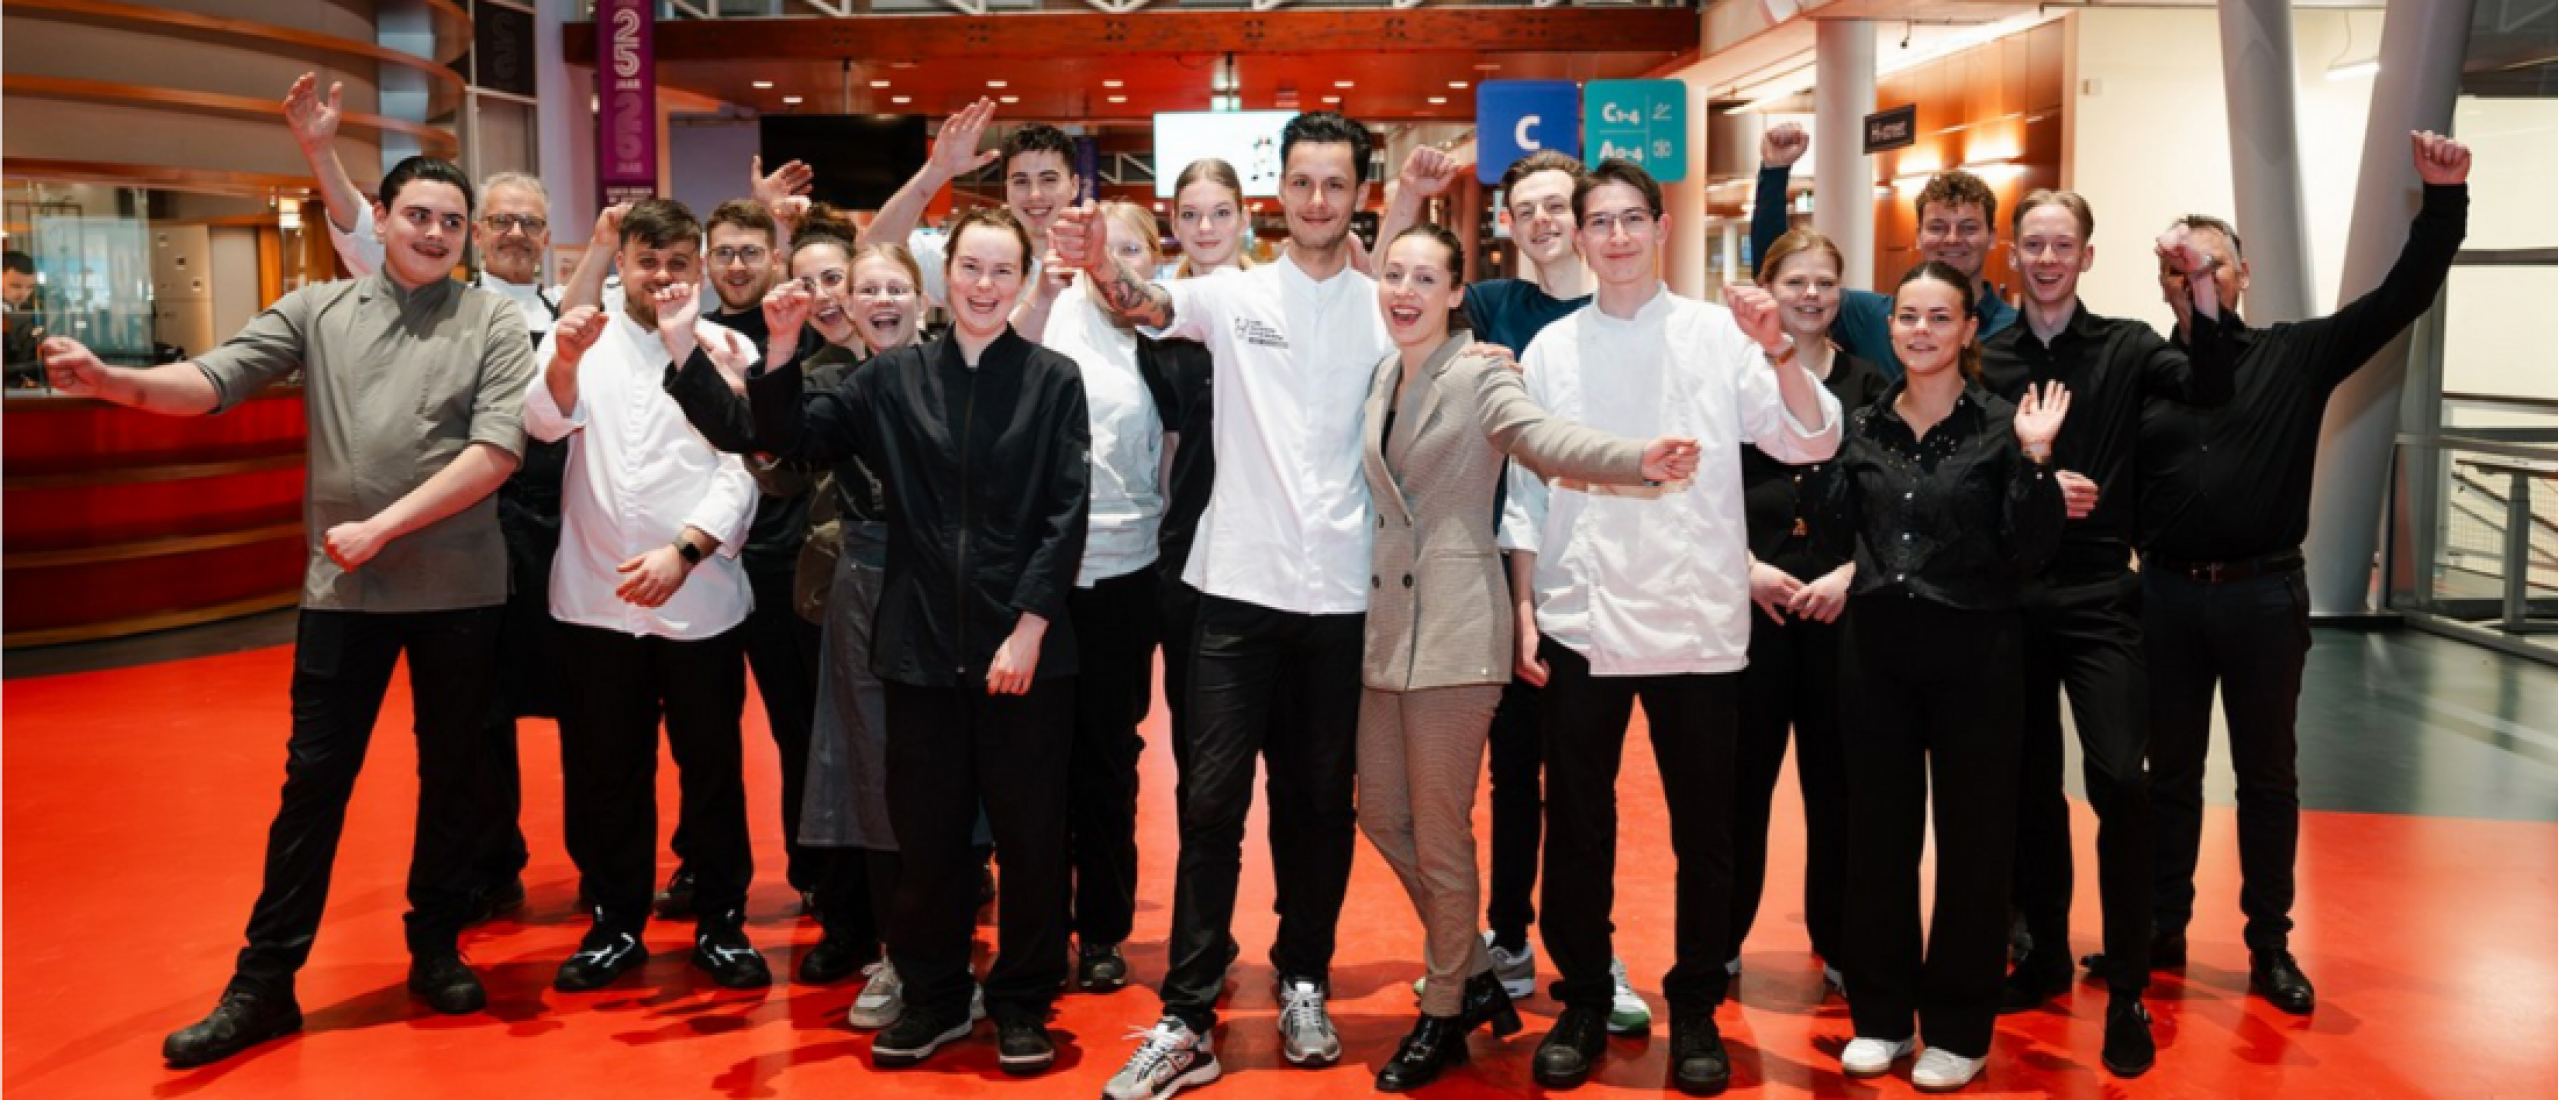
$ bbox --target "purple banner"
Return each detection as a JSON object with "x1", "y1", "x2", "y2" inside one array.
[{"x1": 596, "y1": 0, "x2": 657, "y2": 206}]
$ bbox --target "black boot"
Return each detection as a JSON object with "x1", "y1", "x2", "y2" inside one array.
[
  {"x1": 1377, "y1": 1014, "x2": 1472, "y2": 1092},
  {"x1": 162, "y1": 986, "x2": 302, "y2": 1068},
  {"x1": 1532, "y1": 1004, "x2": 1610, "y2": 1089}
]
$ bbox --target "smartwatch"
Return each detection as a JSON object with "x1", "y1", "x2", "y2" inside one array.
[{"x1": 673, "y1": 538, "x2": 705, "y2": 566}]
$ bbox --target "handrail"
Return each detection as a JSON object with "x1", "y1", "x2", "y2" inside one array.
[
  {"x1": 2454, "y1": 247, "x2": 2558, "y2": 267},
  {"x1": 2444, "y1": 392, "x2": 2558, "y2": 414},
  {"x1": 2395, "y1": 433, "x2": 2558, "y2": 464}
]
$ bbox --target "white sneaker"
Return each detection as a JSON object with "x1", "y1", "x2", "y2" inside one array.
[
  {"x1": 1414, "y1": 931, "x2": 1540, "y2": 1001},
  {"x1": 1104, "y1": 1016, "x2": 1223, "y2": 1099},
  {"x1": 1276, "y1": 978, "x2": 1341, "y2": 1066},
  {"x1": 1606, "y1": 958, "x2": 1651, "y2": 1035},
  {"x1": 1840, "y1": 1036, "x2": 1916, "y2": 1078},
  {"x1": 846, "y1": 960, "x2": 902, "y2": 1030},
  {"x1": 1913, "y1": 1047, "x2": 1986, "y2": 1092}
]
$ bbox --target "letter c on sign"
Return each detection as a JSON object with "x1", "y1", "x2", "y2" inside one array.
[{"x1": 1516, "y1": 115, "x2": 1542, "y2": 152}]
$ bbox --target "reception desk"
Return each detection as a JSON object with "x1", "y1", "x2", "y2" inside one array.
[{"x1": 4, "y1": 386, "x2": 306, "y2": 648}]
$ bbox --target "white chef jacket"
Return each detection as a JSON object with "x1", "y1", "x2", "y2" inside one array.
[{"x1": 1043, "y1": 281, "x2": 1166, "y2": 587}]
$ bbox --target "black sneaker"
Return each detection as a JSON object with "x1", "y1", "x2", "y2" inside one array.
[
  {"x1": 162, "y1": 987, "x2": 302, "y2": 1068},
  {"x1": 2101, "y1": 996, "x2": 2156, "y2": 1078},
  {"x1": 872, "y1": 1001, "x2": 974, "y2": 1067},
  {"x1": 2249, "y1": 949, "x2": 2316, "y2": 1015},
  {"x1": 996, "y1": 1017, "x2": 1057, "y2": 1076},
  {"x1": 407, "y1": 953, "x2": 488, "y2": 1014},
  {"x1": 653, "y1": 867, "x2": 699, "y2": 921},
  {"x1": 1532, "y1": 1003, "x2": 1610, "y2": 1089},
  {"x1": 554, "y1": 928, "x2": 648, "y2": 991},
  {"x1": 1668, "y1": 1010, "x2": 1731, "y2": 1096},
  {"x1": 1997, "y1": 950, "x2": 2071, "y2": 1014},
  {"x1": 797, "y1": 932, "x2": 875, "y2": 985},
  {"x1": 1078, "y1": 942, "x2": 1130, "y2": 991},
  {"x1": 691, "y1": 915, "x2": 773, "y2": 990}
]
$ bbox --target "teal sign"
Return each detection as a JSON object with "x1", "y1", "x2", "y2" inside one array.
[{"x1": 1581, "y1": 79, "x2": 1689, "y2": 183}]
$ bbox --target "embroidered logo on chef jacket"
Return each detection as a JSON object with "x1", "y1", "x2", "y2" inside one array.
[{"x1": 1234, "y1": 317, "x2": 1289, "y2": 350}]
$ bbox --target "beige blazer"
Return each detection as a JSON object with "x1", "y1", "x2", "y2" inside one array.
[{"x1": 1361, "y1": 335, "x2": 1650, "y2": 692}]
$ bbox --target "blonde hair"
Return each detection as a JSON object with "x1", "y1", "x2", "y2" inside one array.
[
  {"x1": 1171, "y1": 158, "x2": 1257, "y2": 280},
  {"x1": 1099, "y1": 201, "x2": 1164, "y2": 270}
]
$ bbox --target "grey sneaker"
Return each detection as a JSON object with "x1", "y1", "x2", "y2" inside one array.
[
  {"x1": 1104, "y1": 1017, "x2": 1223, "y2": 1099},
  {"x1": 1413, "y1": 930, "x2": 1539, "y2": 1001},
  {"x1": 1606, "y1": 958, "x2": 1652, "y2": 1035},
  {"x1": 1276, "y1": 978, "x2": 1342, "y2": 1066},
  {"x1": 846, "y1": 959, "x2": 903, "y2": 1030}
]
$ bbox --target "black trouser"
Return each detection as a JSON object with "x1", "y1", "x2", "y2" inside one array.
[
  {"x1": 1732, "y1": 608, "x2": 1849, "y2": 965},
  {"x1": 232, "y1": 607, "x2": 503, "y2": 997},
  {"x1": 1158, "y1": 574, "x2": 1203, "y2": 813},
  {"x1": 1485, "y1": 677, "x2": 1544, "y2": 949},
  {"x1": 2011, "y1": 569, "x2": 2156, "y2": 993},
  {"x1": 1841, "y1": 596, "x2": 2024, "y2": 1059},
  {"x1": 558, "y1": 623, "x2": 751, "y2": 933},
  {"x1": 883, "y1": 679, "x2": 1073, "y2": 1022},
  {"x1": 2145, "y1": 566, "x2": 2309, "y2": 953},
  {"x1": 1536, "y1": 637, "x2": 1739, "y2": 1014},
  {"x1": 1159, "y1": 594, "x2": 1365, "y2": 1031},
  {"x1": 470, "y1": 587, "x2": 563, "y2": 893},
  {"x1": 814, "y1": 847, "x2": 901, "y2": 954},
  {"x1": 1067, "y1": 568, "x2": 1159, "y2": 948},
  {"x1": 668, "y1": 569, "x2": 823, "y2": 894}
]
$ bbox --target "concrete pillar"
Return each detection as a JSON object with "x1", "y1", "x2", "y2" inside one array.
[
  {"x1": 1662, "y1": 79, "x2": 1710, "y2": 298},
  {"x1": 1813, "y1": 19, "x2": 1877, "y2": 290},
  {"x1": 2217, "y1": 0, "x2": 2315, "y2": 325},
  {"x1": 1720, "y1": 222, "x2": 1741, "y2": 294},
  {"x1": 537, "y1": 0, "x2": 599, "y2": 274},
  {"x1": 2304, "y1": 0, "x2": 2475, "y2": 615}
]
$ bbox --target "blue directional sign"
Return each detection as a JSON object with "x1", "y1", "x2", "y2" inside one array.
[
  {"x1": 1582, "y1": 79, "x2": 1689, "y2": 183},
  {"x1": 1476, "y1": 81, "x2": 1583, "y2": 186}
]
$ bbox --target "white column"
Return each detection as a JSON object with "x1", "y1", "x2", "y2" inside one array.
[
  {"x1": 2304, "y1": 0, "x2": 2475, "y2": 615},
  {"x1": 1813, "y1": 19, "x2": 1876, "y2": 290},
  {"x1": 537, "y1": 0, "x2": 598, "y2": 270},
  {"x1": 2217, "y1": 0, "x2": 2314, "y2": 325},
  {"x1": 1720, "y1": 223, "x2": 1740, "y2": 293}
]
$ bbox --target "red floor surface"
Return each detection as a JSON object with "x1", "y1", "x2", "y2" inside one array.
[{"x1": 6, "y1": 643, "x2": 2555, "y2": 1099}]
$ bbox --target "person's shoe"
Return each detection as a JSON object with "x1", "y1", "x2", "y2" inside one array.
[
  {"x1": 553, "y1": 928, "x2": 647, "y2": 991},
  {"x1": 2152, "y1": 929, "x2": 2188, "y2": 969},
  {"x1": 690, "y1": 915, "x2": 772, "y2": 989},
  {"x1": 1488, "y1": 932, "x2": 1538, "y2": 999},
  {"x1": 1276, "y1": 977, "x2": 1341, "y2": 1066},
  {"x1": 1840, "y1": 1036, "x2": 1916, "y2": 1078},
  {"x1": 2101, "y1": 996, "x2": 2156, "y2": 1078},
  {"x1": 995, "y1": 1017, "x2": 1056, "y2": 1076},
  {"x1": 162, "y1": 987, "x2": 302, "y2": 1068},
  {"x1": 1458, "y1": 969, "x2": 1525, "y2": 1038},
  {"x1": 846, "y1": 960, "x2": 905, "y2": 1030},
  {"x1": 1103, "y1": 1016, "x2": 1221, "y2": 1100},
  {"x1": 797, "y1": 931, "x2": 874, "y2": 985},
  {"x1": 465, "y1": 876, "x2": 527, "y2": 927},
  {"x1": 652, "y1": 867, "x2": 699, "y2": 921},
  {"x1": 870, "y1": 999, "x2": 973, "y2": 1067},
  {"x1": 406, "y1": 953, "x2": 487, "y2": 1014},
  {"x1": 1607, "y1": 957, "x2": 1653, "y2": 1035},
  {"x1": 1667, "y1": 1010, "x2": 1731, "y2": 1096},
  {"x1": 1376, "y1": 1013, "x2": 1472, "y2": 1092},
  {"x1": 1997, "y1": 950, "x2": 2071, "y2": 1014},
  {"x1": 2249, "y1": 949, "x2": 2316, "y2": 1015},
  {"x1": 1821, "y1": 963, "x2": 1849, "y2": 1003},
  {"x1": 1079, "y1": 942, "x2": 1131, "y2": 991},
  {"x1": 1531, "y1": 1004, "x2": 1609, "y2": 1089},
  {"x1": 1913, "y1": 1047, "x2": 1987, "y2": 1092}
]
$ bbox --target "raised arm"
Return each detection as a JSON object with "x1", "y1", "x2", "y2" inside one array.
[
  {"x1": 1749, "y1": 122, "x2": 1809, "y2": 273},
  {"x1": 283, "y1": 74, "x2": 372, "y2": 244},
  {"x1": 1054, "y1": 202, "x2": 1175, "y2": 331},
  {"x1": 558, "y1": 204, "x2": 628, "y2": 313},
  {"x1": 1374, "y1": 145, "x2": 1464, "y2": 272},
  {"x1": 1729, "y1": 287, "x2": 1844, "y2": 463},
  {"x1": 2299, "y1": 132, "x2": 2470, "y2": 390},
  {"x1": 862, "y1": 98, "x2": 1001, "y2": 250}
]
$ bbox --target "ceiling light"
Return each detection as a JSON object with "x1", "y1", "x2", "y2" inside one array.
[
  {"x1": 1322, "y1": 96, "x2": 1341, "y2": 104},
  {"x1": 1108, "y1": 95, "x2": 1128, "y2": 104},
  {"x1": 1335, "y1": 81, "x2": 1355, "y2": 89},
  {"x1": 892, "y1": 96, "x2": 911, "y2": 105},
  {"x1": 1449, "y1": 81, "x2": 1469, "y2": 89},
  {"x1": 1103, "y1": 79, "x2": 1124, "y2": 89},
  {"x1": 870, "y1": 80, "x2": 891, "y2": 89},
  {"x1": 987, "y1": 80, "x2": 1008, "y2": 89},
  {"x1": 1428, "y1": 97, "x2": 1447, "y2": 105},
  {"x1": 752, "y1": 80, "x2": 774, "y2": 90},
  {"x1": 1000, "y1": 95, "x2": 1020, "y2": 104},
  {"x1": 782, "y1": 96, "x2": 803, "y2": 105}
]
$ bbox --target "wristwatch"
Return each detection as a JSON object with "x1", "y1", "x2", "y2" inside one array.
[{"x1": 672, "y1": 537, "x2": 705, "y2": 566}]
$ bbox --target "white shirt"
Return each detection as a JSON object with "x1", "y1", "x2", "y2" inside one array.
[
  {"x1": 909, "y1": 228, "x2": 1040, "y2": 312},
  {"x1": 1500, "y1": 285, "x2": 1841, "y2": 676},
  {"x1": 1043, "y1": 282, "x2": 1165, "y2": 586},
  {"x1": 334, "y1": 204, "x2": 619, "y2": 323},
  {"x1": 1145, "y1": 252, "x2": 1389, "y2": 616},
  {"x1": 526, "y1": 311, "x2": 758, "y2": 640}
]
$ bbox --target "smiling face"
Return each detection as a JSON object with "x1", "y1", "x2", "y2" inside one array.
[
  {"x1": 1916, "y1": 199, "x2": 1994, "y2": 280},
  {"x1": 1006, "y1": 150, "x2": 1079, "y2": 244},
  {"x1": 375, "y1": 179, "x2": 471, "y2": 289},
  {"x1": 1768, "y1": 249, "x2": 1842, "y2": 341},
  {"x1": 1575, "y1": 180, "x2": 1664, "y2": 293},
  {"x1": 2009, "y1": 203, "x2": 2094, "y2": 312},
  {"x1": 616, "y1": 236, "x2": 700, "y2": 329},
  {"x1": 846, "y1": 252, "x2": 923, "y2": 354},
  {"x1": 706, "y1": 223, "x2": 776, "y2": 313},
  {"x1": 789, "y1": 241, "x2": 857, "y2": 346},
  {"x1": 1890, "y1": 273, "x2": 1979, "y2": 380},
  {"x1": 1507, "y1": 168, "x2": 1580, "y2": 271},
  {"x1": 474, "y1": 182, "x2": 549, "y2": 285},
  {"x1": 1377, "y1": 233, "x2": 1463, "y2": 351},
  {"x1": 1174, "y1": 177, "x2": 1245, "y2": 271},
  {"x1": 1279, "y1": 141, "x2": 1366, "y2": 254},
  {"x1": 945, "y1": 224, "x2": 1027, "y2": 342}
]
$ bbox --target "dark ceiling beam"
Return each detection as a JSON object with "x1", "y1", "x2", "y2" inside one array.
[{"x1": 564, "y1": 10, "x2": 1701, "y2": 64}]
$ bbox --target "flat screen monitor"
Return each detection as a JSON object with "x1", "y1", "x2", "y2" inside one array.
[
  {"x1": 759, "y1": 115, "x2": 928, "y2": 209},
  {"x1": 1152, "y1": 111, "x2": 1295, "y2": 198}
]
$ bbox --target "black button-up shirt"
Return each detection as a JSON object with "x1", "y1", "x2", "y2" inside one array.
[
  {"x1": 2139, "y1": 183, "x2": 2467, "y2": 563},
  {"x1": 1817, "y1": 382, "x2": 2066, "y2": 610},
  {"x1": 1983, "y1": 299, "x2": 2235, "y2": 576},
  {"x1": 749, "y1": 328, "x2": 1090, "y2": 687},
  {"x1": 1743, "y1": 351, "x2": 1894, "y2": 579}
]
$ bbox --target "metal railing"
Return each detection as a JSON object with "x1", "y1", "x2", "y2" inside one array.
[{"x1": 2390, "y1": 399, "x2": 2558, "y2": 662}]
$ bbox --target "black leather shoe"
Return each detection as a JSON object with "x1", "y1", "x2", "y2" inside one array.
[
  {"x1": 1532, "y1": 1004, "x2": 1609, "y2": 1089},
  {"x1": 798, "y1": 931, "x2": 874, "y2": 985},
  {"x1": 995, "y1": 1017, "x2": 1056, "y2": 1076},
  {"x1": 1458, "y1": 969, "x2": 1524, "y2": 1038},
  {"x1": 554, "y1": 928, "x2": 648, "y2": 991},
  {"x1": 692, "y1": 913, "x2": 773, "y2": 989},
  {"x1": 1378, "y1": 1013, "x2": 1472, "y2": 1092},
  {"x1": 1668, "y1": 1010, "x2": 1731, "y2": 1096},
  {"x1": 465, "y1": 876, "x2": 527, "y2": 927},
  {"x1": 2101, "y1": 996, "x2": 2156, "y2": 1078},
  {"x1": 407, "y1": 953, "x2": 487, "y2": 1014},
  {"x1": 2249, "y1": 949, "x2": 2316, "y2": 1015},
  {"x1": 1998, "y1": 950, "x2": 2071, "y2": 1014},
  {"x1": 1078, "y1": 942, "x2": 1130, "y2": 991},
  {"x1": 653, "y1": 867, "x2": 699, "y2": 921},
  {"x1": 163, "y1": 987, "x2": 302, "y2": 1068}
]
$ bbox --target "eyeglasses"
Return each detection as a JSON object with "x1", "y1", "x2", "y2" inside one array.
[
  {"x1": 481, "y1": 214, "x2": 548, "y2": 234},
  {"x1": 711, "y1": 246, "x2": 770, "y2": 265}
]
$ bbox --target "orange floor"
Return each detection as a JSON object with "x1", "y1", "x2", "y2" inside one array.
[{"x1": 6, "y1": 643, "x2": 2556, "y2": 1099}]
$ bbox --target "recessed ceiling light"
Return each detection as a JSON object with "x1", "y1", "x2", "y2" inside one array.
[
  {"x1": 1449, "y1": 81, "x2": 1469, "y2": 89},
  {"x1": 1427, "y1": 97, "x2": 1447, "y2": 105},
  {"x1": 1103, "y1": 79, "x2": 1124, "y2": 89},
  {"x1": 1322, "y1": 96, "x2": 1341, "y2": 104},
  {"x1": 870, "y1": 80, "x2": 891, "y2": 89},
  {"x1": 782, "y1": 96, "x2": 803, "y2": 105},
  {"x1": 1000, "y1": 95, "x2": 1019, "y2": 104},
  {"x1": 987, "y1": 80, "x2": 1008, "y2": 89},
  {"x1": 752, "y1": 80, "x2": 774, "y2": 90},
  {"x1": 1107, "y1": 95, "x2": 1128, "y2": 104},
  {"x1": 892, "y1": 96, "x2": 911, "y2": 105},
  {"x1": 1334, "y1": 80, "x2": 1355, "y2": 89}
]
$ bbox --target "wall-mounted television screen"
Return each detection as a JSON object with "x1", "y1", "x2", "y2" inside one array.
[
  {"x1": 1152, "y1": 111, "x2": 1296, "y2": 198},
  {"x1": 760, "y1": 115, "x2": 928, "y2": 209}
]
